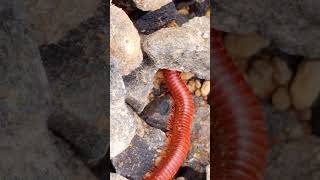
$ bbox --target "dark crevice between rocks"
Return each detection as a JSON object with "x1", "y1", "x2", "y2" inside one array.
[
  {"x1": 91, "y1": 148, "x2": 116, "y2": 180},
  {"x1": 311, "y1": 95, "x2": 320, "y2": 137},
  {"x1": 176, "y1": 166, "x2": 206, "y2": 180}
]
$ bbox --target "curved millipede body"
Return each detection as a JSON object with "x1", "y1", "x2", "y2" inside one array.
[
  {"x1": 144, "y1": 70, "x2": 194, "y2": 180},
  {"x1": 211, "y1": 28, "x2": 268, "y2": 179}
]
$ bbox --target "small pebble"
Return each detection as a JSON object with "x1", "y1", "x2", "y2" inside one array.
[
  {"x1": 272, "y1": 86, "x2": 291, "y2": 111},
  {"x1": 180, "y1": 72, "x2": 194, "y2": 81},
  {"x1": 200, "y1": 80, "x2": 210, "y2": 97},
  {"x1": 290, "y1": 59, "x2": 320, "y2": 110},
  {"x1": 195, "y1": 79, "x2": 202, "y2": 89},
  {"x1": 272, "y1": 57, "x2": 292, "y2": 86},
  {"x1": 177, "y1": 7, "x2": 189, "y2": 16},
  {"x1": 187, "y1": 79, "x2": 196, "y2": 93},
  {"x1": 195, "y1": 89, "x2": 201, "y2": 97}
]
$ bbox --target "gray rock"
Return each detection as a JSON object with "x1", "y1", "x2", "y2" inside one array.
[
  {"x1": 110, "y1": 60, "x2": 136, "y2": 158},
  {"x1": 140, "y1": 95, "x2": 173, "y2": 131},
  {"x1": 110, "y1": 4, "x2": 143, "y2": 75},
  {"x1": 112, "y1": 108, "x2": 165, "y2": 180},
  {"x1": 143, "y1": 18, "x2": 210, "y2": 79},
  {"x1": 41, "y1": 9, "x2": 109, "y2": 165},
  {"x1": 212, "y1": 0, "x2": 320, "y2": 58},
  {"x1": 133, "y1": 0, "x2": 172, "y2": 11},
  {"x1": 14, "y1": 0, "x2": 100, "y2": 45},
  {"x1": 123, "y1": 58, "x2": 158, "y2": 113},
  {"x1": 182, "y1": 16, "x2": 210, "y2": 44},
  {"x1": 0, "y1": 11, "x2": 96, "y2": 180},
  {"x1": 266, "y1": 136, "x2": 320, "y2": 180}
]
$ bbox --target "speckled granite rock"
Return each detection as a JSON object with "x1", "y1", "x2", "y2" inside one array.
[
  {"x1": 143, "y1": 16, "x2": 210, "y2": 80},
  {"x1": 110, "y1": 60, "x2": 136, "y2": 158}
]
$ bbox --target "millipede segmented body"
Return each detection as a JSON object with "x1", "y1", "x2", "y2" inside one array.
[
  {"x1": 211, "y1": 28, "x2": 268, "y2": 179},
  {"x1": 144, "y1": 70, "x2": 194, "y2": 180}
]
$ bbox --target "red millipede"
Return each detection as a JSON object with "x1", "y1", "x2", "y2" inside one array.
[
  {"x1": 144, "y1": 69, "x2": 194, "y2": 180},
  {"x1": 211, "y1": 28, "x2": 268, "y2": 179}
]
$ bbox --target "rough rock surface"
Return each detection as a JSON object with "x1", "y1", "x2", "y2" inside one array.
[
  {"x1": 112, "y1": 108, "x2": 165, "y2": 180},
  {"x1": 143, "y1": 16, "x2": 210, "y2": 80},
  {"x1": 266, "y1": 136, "x2": 320, "y2": 180},
  {"x1": 110, "y1": 4, "x2": 143, "y2": 75},
  {"x1": 133, "y1": 0, "x2": 171, "y2": 11},
  {"x1": 110, "y1": 60, "x2": 136, "y2": 158},
  {"x1": 0, "y1": 10, "x2": 96, "y2": 179},
  {"x1": 212, "y1": 0, "x2": 320, "y2": 58},
  {"x1": 15, "y1": 0, "x2": 99, "y2": 45},
  {"x1": 123, "y1": 58, "x2": 158, "y2": 113},
  {"x1": 41, "y1": 8, "x2": 109, "y2": 164}
]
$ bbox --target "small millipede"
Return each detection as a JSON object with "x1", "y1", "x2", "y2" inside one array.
[{"x1": 143, "y1": 29, "x2": 268, "y2": 179}]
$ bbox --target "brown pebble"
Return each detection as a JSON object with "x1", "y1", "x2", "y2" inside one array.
[
  {"x1": 195, "y1": 89, "x2": 201, "y2": 97},
  {"x1": 200, "y1": 80, "x2": 210, "y2": 96},
  {"x1": 195, "y1": 79, "x2": 202, "y2": 89}
]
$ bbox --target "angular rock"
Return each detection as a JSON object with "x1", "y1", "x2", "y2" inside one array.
[
  {"x1": 182, "y1": 16, "x2": 210, "y2": 44},
  {"x1": 141, "y1": 95, "x2": 173, "y2": 131},
  {"x1": 212, "y1": 0, "x2": 320, "y2": 58},
  {"x1": 110, "y1": 4, "x2": 143, "y2": 75},
  {"x1": 112, "y1": 108, "x2": 165, "y2": 179},
  {"x1": 123, "y1": 58, "x2": 158, "y2": 113},
  {"x1": 110, "y1": 61, "x2": 136, "y2": 158},
  {"x1": 143, "y1": 17, "x2": 210, "y2": 79},
  {"x1": 0, "y1": 12, "x2": 96, "y2": 180}
]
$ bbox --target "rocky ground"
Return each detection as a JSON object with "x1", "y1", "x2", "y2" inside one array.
[
  {"x1": 1, "y1": 0, "x2": 320, "y2": 180},
  {"x1": 110, "y1": 0, "x2": 210, "y2": 179}
]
